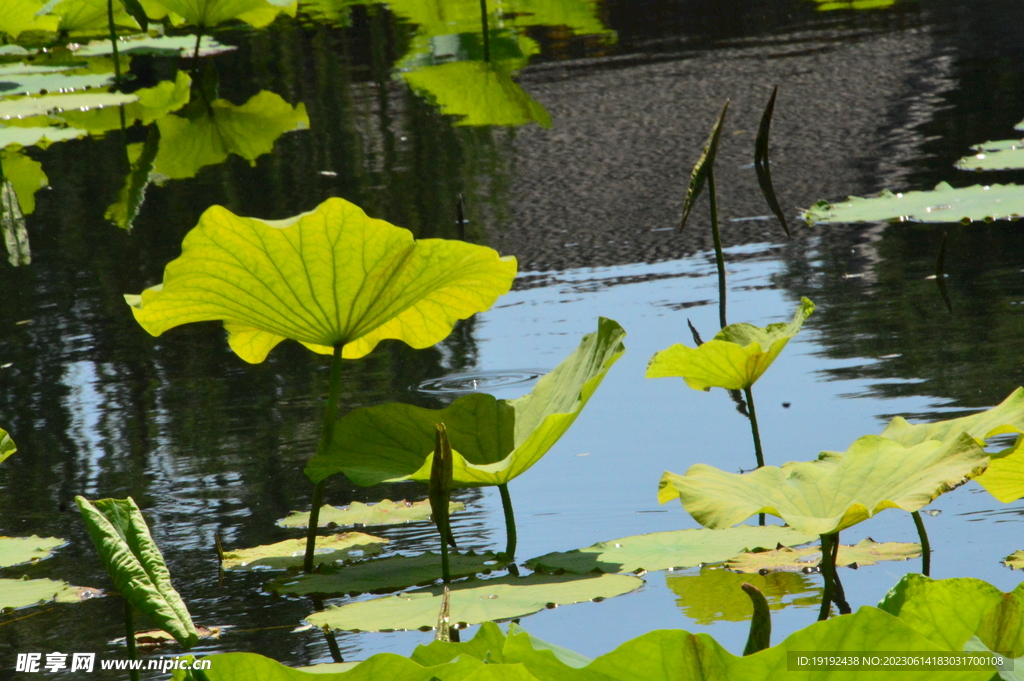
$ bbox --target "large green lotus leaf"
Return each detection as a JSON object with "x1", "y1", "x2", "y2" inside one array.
[
  {"x1": 0, "y1": 63, "x2": 114, "y2": 97},
  {"x1": 963, "y1": 638, "x2": 1023, "y2": 681},
  {"x1": 0, "y1": 426, "x2": 16, "y2": 463},
  {"x1": 73, "y1": 35, "x2": 235, "y2": 57},
  {"x1": 0, "y1": 125, "x2": 87, "y2": 149},
  {"x1": 879, "y1": 574, "x2": 1024, "y2": 660},
  {"x1": 126, "y1": 196, "x2": 516, "y2": 363},
  {"x1": 277, "y1": 500, "x2": 464, "y2": 529},
  {"x1": 0, "y1": 92, "x2": 138, "y2": 122},
  {"x1": 1003, "y1": 551, "x2": 1024, "y2": 570},
  {"x1": 0, "y1": 536, "x2": 65, "y2": 567},
  {"x1": 402, "y1": 62, "x2": 551, "y2": 129},
  {"x1": 957, "y1": 139, "x2": 1024, "y2": 171},
  {"x1": 0, "y1": 577, "x2": 101, "y2": 612},
  {"x1": 76, "y1": 496, "x2": 198, "y2": 648},
  {"x1": 146, "y1": 0, "x2": 295, "y2": 27},
  {"x1": 307, "y1": 573, "x2": 643, "y2": 632},
  {"x1": 307, "y1": 318, "x2": 624, "y2": 487},
  {"x1": 267, "y1": 551, "x2": 506, "y2": 595},
  {"x1": 803, "y1": 182, "x2": 1024, "y2": 224},
  {"x1": 1, "y1": 147, "x2": 47, "y2": 215},
  {"x1": 524, "y1": 525, "x2": 815, "y2": 574},
  {"x1": 150, "y1": 89, "x2": 306, "y2": 180},
  {"x1": 58, "y1": 70, "x2": 192, "y2": 137},
  {"x1": 646, "y1": 298, "x2": 814, "y2": 391},
  {"x1": 881, "y1": 388, "x2": 1024, "y2": 453},
  {"x1": 976, "y1": 451, "x2": 1024, "y2": 502},
  {"x1": 46, "y1": 0, "x2": 140, "y2": 33},
  {"x1": 660, "y1": 433, "x2": 989, "y2": 535},
  {"x1": 221, "y1": 532, "x2": 387, "y2": 571},
  {"x1": 169, "y1": 651, "x2": 491, "y2": 681},
  {"x1": 0, "y1": 0, "x2": 61, "y2": 38},
  {"x1": 666, "y1": 566, "x2": 820, "y2": 624},
  {"x1": 725, "y1": 539, "x2": 921, "y2": 573}
]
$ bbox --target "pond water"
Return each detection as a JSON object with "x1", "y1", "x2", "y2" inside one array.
[{"x1": 2, "y1": 0, "x2": 1024, "y2": 675}]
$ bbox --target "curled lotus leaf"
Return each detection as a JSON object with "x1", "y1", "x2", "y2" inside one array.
[
  {"x1": 667, "y1": 566, "x2": 820, "y2": 624},
  {"x1": 659, "y1": 433, "x2": 989, "y2": 535},
  {"x1": 956, "y1": 139, "x2": 1024, "y2": 172},
  {"x1": 1002, "y1": 551, "x2": 1024, "y2": 570},
  {"x1": 725, "y1": 539, "x2": 921, "y2": 574},
  {"x1": 125, "y1": 197, "x2": 517, "y2": 363},
  {"x1": 276, "y1": 499, "x2": 464, "y2": 529},
  {"x1": 221, "y1": 532, "x2": 387, "y2": 571},
  {"x1": 524, "y1": 525, "x2": 815, "y2": 574},
  {"x1": 0, "y1": 536, "x2": 65, "y2": 568},
  {"x1": 803, "y1": 182, "x2": 1024, "y2": 225},
  {"x1": 0, "y1": 578, "x2": 100, "y2": 612},
  {"x1": 306, "y1": 573, "x2": 642, "y2": 633},
  {"x1": 646, "y1": 298, "x2": 814, "y2": 391},
  {"x1": 305, "y1": 318, "x2": 625, "y2": 487},
  {"x1": 0, "y1": 427, "x2": 15, "y2": 464}
]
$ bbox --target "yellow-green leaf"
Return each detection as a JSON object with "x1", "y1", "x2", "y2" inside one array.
[
  {"x1": 221, "y1": 532, "x2": 387, "y2": 571},
  {"x1": 725, "y1": 539, "x2": 921, "y2": 574},
  {"x1": 126, "y1": 197, "x2": 516, "y2": 363},
  {"x1": 146, "y1": 0, "x2": 294, "y2": 27},
  {"x1": 1003, "y1": 551, "x2": 1024, "y2": 570},
  {"x1": 667, "y1": 566, "x2": 820, "y2": 624},
  {"x1": 0, "y1": 578, "x2": 100, "y2": 612},
  {"x1": 277, "y1": 499, "x2": 465, "y2": 529},
  {"x1": 659, "y1": 433, "x2": 988, "y2": 535},
  {"x1": 0, "y1": 536, "x2": 64, "y2": 567},
  {"x1": 58, "y1": 70, "x2": 192, "y2": 138},
  {"x1": 646, "y1": 298, "x2": 814, "y2": 391},
  {"x1": 0, "y1": 0, "x2": 61, "y2": 38},
  {"x1": 0, "y1": 427, "x2": 16, "y2": 464}
]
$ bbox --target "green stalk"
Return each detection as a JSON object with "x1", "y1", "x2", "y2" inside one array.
[
  {"x1": 708, "y1": 169, "x2": 726, "y2": 329},
  {"x1": 912, "y1": 511, "x2": 931, "y2": 576},
  {"x1": 440, "y1": 525, "x2": 451, "y2": 584},
  {"x1": 743, "y1": 385, "x2": 766, "y2": 526},
  {"x1": 479, "y1": 0, "x2": 490, "y2": 63},
  {"x1": 816, "y1": 534, "x2": 833, "y2": 621},
  {"x1": 124, "y1": 601, "x2": 139, "y2": 681},
  {"x1": 107, "y1": 0, "x2": 122, "y2": 88},
  {"x1": 303, "y1": 345, "x2": 346, "y2": 572},
  {"x1": 817, "y1": 533, "x2": 851, "y2": 621},
  {"x1": 829, "y1": 532, "x2": 851, "y2": 615},
  {"x1": 497, "y1": 483, "x2": 517, "y2": 561}
]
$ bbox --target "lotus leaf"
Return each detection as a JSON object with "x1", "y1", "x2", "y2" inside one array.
[
  {"x1": 659, "y1": 433, "x2": 988, "y2": 535},
  {"x1": 803, "y1": 182, "x2": 1024, "y2": 224},
  {"x1": 977, "y1": 452, "x2": 1024, "y2": 502},
  {"x1": 306, "y1": 318, "x2": 624, "y2": 487},
  {"x1": 1003, "y1": 551, "x2": 1024, "y2": 570},
  {"x1": 0, "y1": 0, "x2": 61, "y2": 38},
  {"x1": 401, "y1": 62, "x2": 551, "y2": 128},
  {"x1": 46, "y1": 0, "x2": 141, "y2": 33},
  {"x1": 126, "y1": 196, "x2": 516, "y2": 363},
  {"x1": 524, "y1": 525, "x2": 815, "y2": 574},
  {"x1": 277, "y1": 499, "x2": 464, "y2": 529},
  {"x1": 0, "y1": 125, "x2": 87, "y2": 149},
  {"x1": 0, "y1": 92, "x2": 139, "y2": 122},
  {"x1": 666, "y1": 566, "x2": 820, "y2": 624},
  {"x1": 105, "y1": 129, "x2": 159, "y2": 230},
  {"x1": 58, "y1": 70, "x2": 192, "y2": 137},
  {"x1": 221, "y1": 532, "x2": 386, "y2": 571},
  {"x1": 0, "y1": 536, "x2": 65, "y2": 567},
  {"x1": 72, "y1": 35, "x2": 236, "y2": 57},
  {"x1": 0, "y1": 578, "x2": 100, "y2": 612},
  {"x1": 725, "y1": 539, "x2": 921, "y2": 573},
  {"x1": 76, "y1": 496, "x2": 199, "y2": 647},
  {"x1": 646, "y1": 298, "x2": 814, "y2": 391},
  {"x1": 380, "y1": 0, "x2": 610, "y2": 42},
  {"x1": 0, "y1": 64, "x2": 114, "y2": 98},
  {"x1": 1, "y1": 148, "x2": 46, "y2": 215},
  {"x1": 0, "y1": 427, "x2": 15, "y2": 463},
  {"x1": 149, "y1": 89, "x2": 306, "y2": 180},
  {"x1": 307, "y1": 573, "x2": 643, "y2": 632},
  {"x1": 812, "y1": 0, "x2": 896, "y2": 10},
  {"x1": 880, "y1": 574, "x2": 1024, "y2": 660},
  {"x1": 146, "y1": 0, "x2": 296, "y2": 28},
  {"x1": 267, "y1": 551, "x2": 506, "y2": 595},
  {"x1": 957, "y1": 139, "x2": 1024, "y2": 171}
]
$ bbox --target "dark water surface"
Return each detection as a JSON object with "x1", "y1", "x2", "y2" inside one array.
[{"x1": 2, "y1": 0, "x2": 1024, "y2": 675}]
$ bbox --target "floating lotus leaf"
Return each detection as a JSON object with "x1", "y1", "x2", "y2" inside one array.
[
  {"x1": 76, "y1": 496, "x2": 198, "y2": 648},
  {"x1": 1003, "y1": 551, "x2": 1024, "y2": 570},
  {"x1": 0, "y1": 64, "x2": 114, "y2": 98},
  {"x1": 267, "y1": 551, "x2": 506, "y2": 595},
  {"x1": 0, "y1": 578, "x2": 100, "y2": 612},
  {"x1": 126, "y1": 196, "x2": 516, "y2": 363},
  {"x1": 524, "y1": 525, "x2": 815, "y2": 574},
  {"x1": 0, "y1": 125, "x2": 87, "y2": 149},
  {"x1": 725, "y1": 539, "x2": 921, "y2": 574},
  {"x1": 307, "y1": 573, "x2": 642, "y2": 632},
  {"x1": 0, "y1": 0, "x2": 61, "y2": 38},
  {"x1": 957, "y1": 139, "x2": 1024, "y2": 172},
  {"x1": 72, "y1": 35, "x2": 236, "y2": 57},
  {"x1": 401, "y1": 62, "x2": 551, "y2": 128},
  {"x1": 880, "y1": 574, "x2": 1024, "y2": 662},
  {"x1": 666, "y1": 566, "x2": 820, "y2": 624},
  {"x1": 276, "y1": 499, "x2": 464, "y2": 529},
  {"x1": 811, "y1": 0, "x2": 896, "y2": 10},
  {"x1": 221, "y1": 532, "x2": 387, "y2": 571},
  {"x1": 0, "y1": 92, "x2": 138, "y2": 122},
  {"x1": 146, "y1": 0, "x2": 296, "y2": 28},
  {"x1": 659, "y1": 433, "x2": 988, "y2": 535},
  {"x1": 306, "y1": 318, "x2": 625, "y2": 487},
  {"x1": 804, "y1": 182, "x2": 1024, "y2": 224},
  {"x1": 149, "y1": 89, "x2": 306, "y2": 181},
  {"x1": 646, "y1": 298, "x2": 814, "y2": 391},
  {"x1": 0, "y1": 536, "x2": 65, "y2": 567},
  {"x1": 58, "y1": 70, "x2": 192, "y2": 137},
  {"x1": 0, "y1": 427, "x2": 15, "y2": 464}
]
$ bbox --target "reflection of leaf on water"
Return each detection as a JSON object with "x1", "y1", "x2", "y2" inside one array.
[
  {"x1": 105, "y1": 125, "x2": 159, "y2": 230},
  {"x1": 150, "y1": 90, "x2": 308, "y2": 181},
  {"x1": 667, "y1": 566, "x2": 821, "y2": 624},
  {"x1": 401, "y1": 61, "x2": 551, "y2": 128},
  {"x1": 0, "y1": 0, "x2": 62, "y2": 38}
]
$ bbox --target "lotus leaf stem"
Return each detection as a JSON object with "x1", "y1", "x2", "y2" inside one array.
[
  {"x1": 479, "y1": 0, "x2": 490, "y2": 63},
  {"x1": 440, "y1": 526, "x2": 451, "y2": 584},
  {"x1": 817, "y1": 533, "x2": 850, "y2": 621},
  {"x1": 323, "y1": 627, "x2": 343, "y2": 663},
  {"x1": 106, "y1": 0, "x2": 122, "y2": 88},
  {"x1": 912, "y1": 510, "x2": 931, "y2": 576},
  {"x1": 498, "y1": 482, "x2": 517, "y2": 561},
  {"x1": 708, "y1": 169, "x2": 727, "y2": 329},
  {"x1": 124, "y1": 601, "x2": 139, "y2": 681},
  {"x1": 741, "y1": 583, "x2": 771, "y2": 655},
  {"x1": 303, "y1": 345, "x2": 346, "y2": 572}
]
